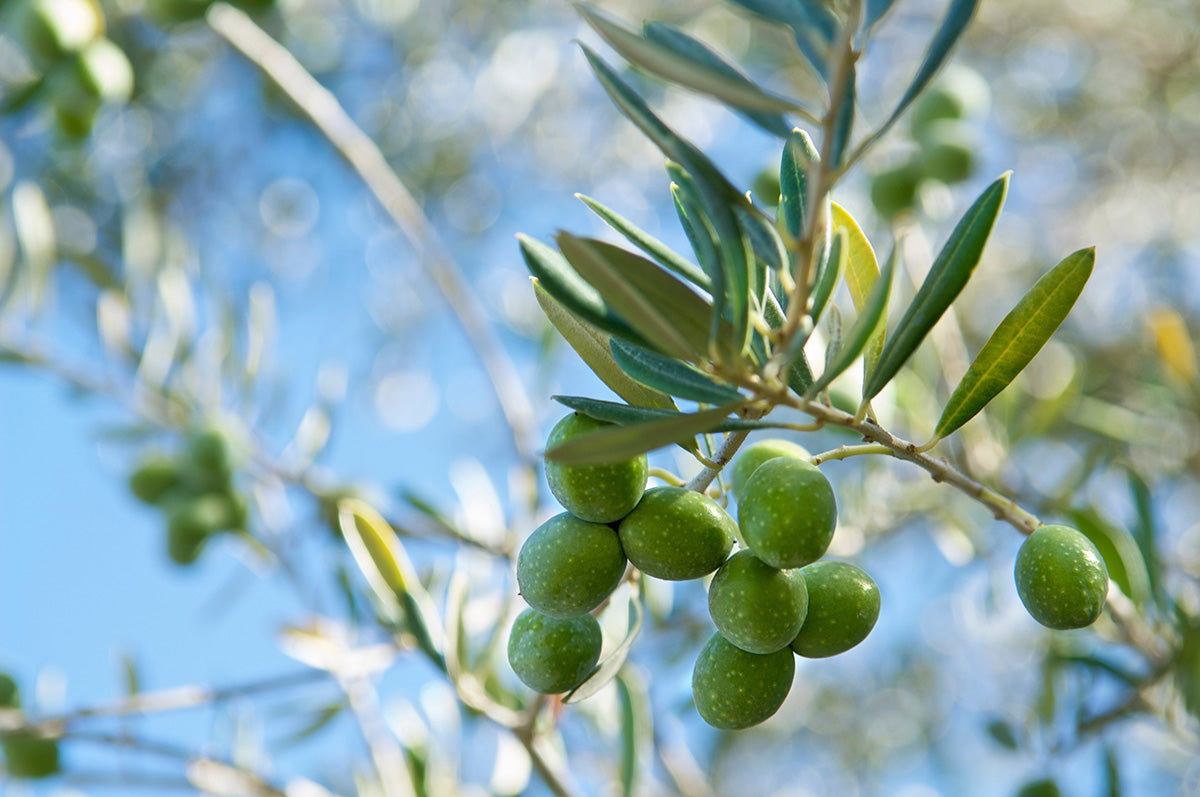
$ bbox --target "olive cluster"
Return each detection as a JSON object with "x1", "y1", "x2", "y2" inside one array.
[
  {"x1": 3, "y1": 0, "x2": 134, "y2": 138},
  {"x1": 0, "y1": 673, "x2": 60, "y2": 780},
  {"x1": 508, "y1": 419, "x2": 881, "y2": 729},
  {"x1": 870, "y1": 65, "x2": 990, "y2": 219},
  {"x1": 128, "y1": 425, "x2": 248, "y2": 566}
]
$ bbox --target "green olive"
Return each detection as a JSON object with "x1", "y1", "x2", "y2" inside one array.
[
  {"x1": 507, "y1": 608, "x2": 602, "y2": 694},
  {"x1": 917, "y1": 120, "x2": 977, "y2": 184},
  {"x1": 909, "y1": 65, "x2": 991, "y2": 133},
  {"x1": 790, "y1": 561, "x2": 880, "y2": 658},
  {"x1": 129, "y1": 455, "x2": 181, "y2": 505},
  {"x1": 544, "y1": 413, "x2": 647, "y2": 523},
  {"x1": 691, "y1": 632, "x2": 794, "y2": 730},
  {"x1": 870, "y1": 161, "x2": 923, "y2": 220},
  {"x1": 738, "y1": 457, "x2": 837, "y2": 569},
  {"x1": 2, "y1": 732, "x2": 60, "y2": 779},
  {"x1": 516, "y1": 512, "x2": 627, "y2": 618},
  {"x1": 728, "y1": 439, "x2": 810, "y2": 500},
  {"x1": 708, "y1": 549, "x2": 808, "y2": 654},
  {"x1": 617, "y1": 486, "x2": 736, "y2": 581},
  {"x1": 1015, "y1": 525, "x2": 1108, "y2": 630}
]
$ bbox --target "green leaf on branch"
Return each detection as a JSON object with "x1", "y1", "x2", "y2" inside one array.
[
  {"x1": 864, "y1": 0, "x2": 902, "y2": 35},
  {"x1": 565, "y1": 584, "x2": 645, "y2": 703},
  {"x1": 807, "y1": 243, "x2": 894, "y2": 397},
  {"x1": 576, "y1": 194, "x2": 711, "y2": 290},
  {"x1": 533, "y1": 280, "x2": 677, "y2": 411},
  {"x1": 615, "y1": 670, "x2": 651, "y2": 797},
  {"x1": 554, "y1": 395, "x2": 789, "y2": 432},
  {"x1": 557, "y1": 233, "x2": 717, "y2": 359},
  {"x1": 610, "y1": 338, "x2": 744, "y2": 405},
  {"x1": 935, "y1": 247, "x2": 1093, "y2": 438},
  {"x1": 779, "y1": 128, "x2": 820, "y2": 239},
  {"x1": 1069, "y1": 507, "x2": 1151, "y2": 608},
  {"x1": 544, "y1": 402, "x2": 749, "y2": 465},
  {"x1": 829, "y1": 62, "x2": 856, "y2": 169},
  {"x1": 520, "y1": 234, "x2": 648, "y2": 348},
  {"x1": 726, "y1": 0, "x2": 838, "y2": 80},
  {"x1": 1126, "y1": 468, "x2": 1167, "y2": 612},
  {"x1": 863, "y1": 172, "x2": 1009, "y2": 401},
  {"x1": 576, "y1": 5, "x2": 805, "y2": 132},
  {"x1": 810, "y1": 227, "x2": 847, "y2": 327},
  {"x1": 864, "y1": 0, "x2": 982, "y2": 154},
  {"x1": 830, "y1": 203, "x2": 885, "y2": 374}
]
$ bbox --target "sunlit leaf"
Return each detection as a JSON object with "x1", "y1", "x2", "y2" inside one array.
[
  {"x1": 726, "y1": 0, "x2": 838, "y2": 78},
  {"x1": 807, "y1": 244, "x2": 893, "y2": 397},
  {"x1": 534, "y1": 279, "x2": 677, "y2": 411},
  {"x1": 610, "y1": 338, "x2": 744, "y2": 404},
  {"x1": 554, "y1": 395, "x2": 789, "y2": 433},
  {"x1": 557, "y1": 233, "x2": 716, "y2": 359},
  {"x1": 830, "y1": 203, "x2": 885, "y2": 373},
  {"x1": 779, "y1": 129, "x2": 820, "y2": 239},
  {"x1": 935, "y1": 247, "x2": 1093, "y2": 438},
  {"x1": 544, "y1": 402, "x2": 748, "y2": 465},
  {"x1": 564, "y1": 586, "x2": 644, "y2": 703},
  {"x1": 576, "y1": 194, "x2": 710, "y2": 290},
  {"x1": 864, "y1": 173, "x2": 1009, "y2": 401}
]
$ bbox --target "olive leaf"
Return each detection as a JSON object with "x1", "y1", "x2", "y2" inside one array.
[
  {"x1": 564, "y1": 584, "x2": 645, "y2": 703},
  {"x1": 830, "y1": 203, "x2": 885, "y2": 374},
  {"x1": 935, "y1": 247, "x2": 1093, "y2": 438},
  {"x1": 533, "y1": 280, "x2": 677, "y2": 411},
  {"x1": 778, "y1": 128, "x2": 820, "y2": 239},
  {"x1": 863, "y1": 172, "x2": 1009, "y2": 401},
  {"x1": 544, "y1": 402, "x2": 749, "y2": 465},
  {"x1": 810, "y1": 227, "x2": 847, "y2": 329},
  {"x1": 576, "y1": 194, "x2": 710, "y2": 290},
  {"x1": 554, "y1": 395, "x2": 788, "y2": 432},
  {"x1": 610, "y1": 338, "x2": 745, "y2": 405}
]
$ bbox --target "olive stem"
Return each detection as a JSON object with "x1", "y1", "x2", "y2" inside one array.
[
  {"x1": 808, "y1": 443, "x2": 891, "y2": 465},
  {"x1": 648, "y1": 467, "x2": 686, "y2": 487},
  {"x1": 684, "y1": 430, "x2": 753, "y2": 494}
]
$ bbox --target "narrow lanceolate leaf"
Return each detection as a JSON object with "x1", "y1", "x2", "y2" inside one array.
[
  {"x1": 1126, "y1": 468, "x2": 1166, "y2": 611},
  {"x1": 807, "y1": 244, "x2": 894, "y2": 397},
  {"x1": 810, "y1": 227, "x2": 846, "y2": 327},
  {"x1": 565, "y1": 585, "x2": 644, "y2": 703},
  {"x1": 576, "y1": 194, "x2": 710, "y2": 290},
  {"x1": 610, "y1": 338, "x2": 744, "y2": 405},
  {"x1": 864, "y1": 0, "x2": 901, "y2": 34},
  {"x1": 577, "y1": 6, "x2": 804, "y2": 129},
  {"x1": 554, "y1": 395, "x2": 792, "y2": 432},
  {"x1": 557, "y1": 233, "x2": 715, "y2": 359},
  {"x1": 864, "y1": 172, "x2": 1009, "y2": 401},
  {"x1": 935, "y1": 246, "x2": 1093, "y2": 438},
  {"x1": 519, "y1": 234, "x2": 646, "y2": 347},
  {"x1": 615, "y1": 670, "x2": 651, "y2": 797},
  {"x1": 726, "y1": 0, "x2": 838, "y2": 79},
  {"x1": 868, "y1": 0, "x2": 982, "y2": 149},
  {"x1": 672, "y1": 182, "x2": 725, "y2": 319},
  {"x1": 829, "y1": 62, "x2": 856, "y2": 169},
  {"x1": 779, "y1": 129, "x2": 820, "y2": 239},
  {"x1": 831, "y1": 204, "x2": 881, "y2": 359},
  {"x1": 533, "y1": 280, "x2": 677, "y2": 411},
  {"x1": 545, "y1": 402, "x2": 749, "y2": 465}
]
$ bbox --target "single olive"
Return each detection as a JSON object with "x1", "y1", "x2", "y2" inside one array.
[
  {"x1": 909, "y1": 65, "x2": 991, "y2": 133},
  {"x1": 544, "y1": 413, "x2": 647, "y2": 523},
  {"x1": 182, "y1": 423, "x2": 238, "y2": 491},
  {"x1": 870, "y1": 161, "x2": 924, "y2": 220},
  {"x1": 728, "y1": 439, "x2": 810, "y2": 500},
  {"x1": 129, "y1": 455, "x2": 181, "y2": 506},
  {"x1": 917, "y1": 120, "x2": 977, "y2": 184},
  {"x1": 1015, "y1": 524, "x2": 1108, "y2": 630},
  {"x1": 618, "y1": 486, "x2": 736, "y2": 581},
  {"x1": 790, "y1": 561, "x2": 880, "y2": 658},
  {"x1": 738, "y1": 458, "x2": 837, "y2": 569},
  {"x1": 507, "y1": 609, "x2": 602, "y2": 694},
  {"x1": 692, "y1": 632, "x2": 795, "y2": 730},
  {"x1": 516, "y1": 512, "x2": 627, "y2": 618},
  {"x1": 2, "y1": 732, "x2": 60, "y2": 779},
  {"x1": 708, "y1": 549, "x2": 808, "y2": 654}
]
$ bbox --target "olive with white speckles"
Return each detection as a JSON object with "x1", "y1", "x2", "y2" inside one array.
[
  {"x1": 544, "y1": 413, "x2": 647, "y2": 523},
  {"x1": 728, "y1": 439, "x2": 810, "y2": 499},
  {"x1": 708, "y1": 549, "x2": 808, "y2": 654},
  {"x1": 1015, "y1": 524, "x2": 1108, "y2": 630},
  {"x1": 618, "y1": 486, "x2": 737, "y2": 581},
  {"x1": 738, "y1": 457, "x2": 837, "y2": 569},
  {"x1": 790, "y1": 561, "x2": 880, "y2": 658},
  {"x1": 517, "y1": 512, "x2": 627, "y2": 618},
  {"x1": 692, "y1": 631, "x2": 795, "y2": 729},
  {"x1": 507, "y1": 608, "x2": 602, "y2": 694}
]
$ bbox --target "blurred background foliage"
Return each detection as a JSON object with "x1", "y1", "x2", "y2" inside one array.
[{"x1": 1, "y1": 0, "x2": 1198, "y2": 795}]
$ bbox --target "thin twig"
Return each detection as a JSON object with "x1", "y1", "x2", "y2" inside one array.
[
  {"x1": 685, "y1": 429, "x2": 752, "y2": 494},
  {"x1": 205, "y1": 3, "x2": 536, "y2": 462}
]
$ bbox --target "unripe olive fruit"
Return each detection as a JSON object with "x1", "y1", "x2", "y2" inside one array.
[
  {"x1": 2, "y1": 732, "x2": 60, "y2": 779},
  {"x1": 691, "y1": 632, "x2": 795, "y2": 730},
  {"x1": 544, "y1": 413, "x2": 647, "y2": 523},
  {"x1": 708, "y1": 549, "x2": 808, "y2": 654},
  {"x1": 870, "y1": 162, "x2": 923, "y2": 220},
  {"x1": 1015, "y1": 778, "x2": 1062, "y2": 797},
  {"x1": 166, "y1": 493, "x2": 240, "y2": 565},
  {"x1": 917, "y1": 120, "x2": 976, "y2": 184},
  {"x1": 129, "y1": 455, "x2": 181, "y2": 505},
  {"x1": 1015, "y1": 524, "x2": 1108, "y2": 630},
  {"x1": 517, "y1": 512, "x2": 627, "y2": 618},
  {"x1": 790, "y1": 561, "x2": 880, "y2": 658},
  {"x1": 738, "y1": 458, "x2": 837, "y2": 569},
  {"x1": 0, "y1": 673, "x2": 19, "y2": 708},
  {"x1": 617, "y1": 486, "x2": 736, "y2": 581},
  {"x1": 507, "y1": 608, "x2": 602, "y2": 694},
  {"x1": 728, "y1": 439, "x2": 810, "y2": 500},
  {"x1": 185, "y1": 425, "x2": 236, "y2": 485},
  {"x1": 909, "y1": 65, "x2": 991, "y2": 133}
]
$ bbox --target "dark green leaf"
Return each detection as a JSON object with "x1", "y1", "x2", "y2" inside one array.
[
  {"x1": 935, "y1": 247, "x2": 1093, "y2": 438},
  {"x1": 557, "y1": 233, "x2": 716, "y2": 359},
  {"x1": 864, "y1": 0, "x2": 901, "y2": 34},
  {"x1": 544, "y1": 402, "x2": 749, "y2": 465},
  {"x1": 864, "y1": 0, "x2": 982, "y2": 152},
  {"x1": 576, "y1": 194, "x2": 710, "y2": 290},
  {"x1": 779, "y1": 129, "x2": 820, "y2": 239},
  {"x1": 554, "y1": 395, "x2": 791, "y2": 432},
  {"x1": 984, "y1": 719, "x2": 1019, "y2": 751},
  {"x1": 565, "y1": 585, "x2": 644, "y2": 703},
  {"x1": 519, "y1": 234, "x2": 648, "y2": 347},
  {"x1": 610, "y1": 338, "x2": 744, "y2": 405},
  {"x1": 726, "y1": 0, "x2": 838, "y2": 78},
  {"x1": 864, "y1": 172, "x2": 1009, "y2": 401},
  {"x1": 829, "y1": 62, "x2": 856, "y2": 169},
  {"x1": 534, "y1": 279, "x2": 678, "y2": 410},
  {"x1": 807, "y1": 243, "x2": 893, "y2": 397},
  {"x1": 761, "y1": 290, "x2": 816, "y2": 393},
  {"x1": 1104, "y1": 746, "x2": 1122, "y2": 797},
  {"x1": 1126, "y1": 468, "x2": 1165, "y2": 612},
  {"x1": 810, "y1": 227, "x2": 846, "y2": 327},
  {"x1": 1069, "y1": 508, "x2": 1150, "y2": 607},
  {"x1": 672, "y1": 179, "x2": 724, "y2": 302}
]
